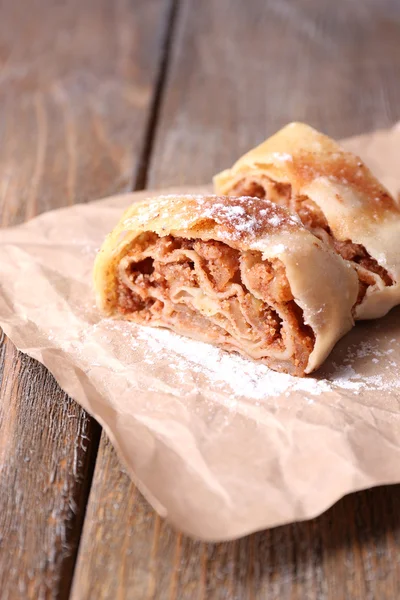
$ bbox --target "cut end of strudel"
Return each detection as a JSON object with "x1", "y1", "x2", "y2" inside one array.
[
  {"x1": 214, "y1": 122, "x2": 400, "y2": 320},
  {"x1": 94, "y1": 194, "x2": 358, "y2": 377}
]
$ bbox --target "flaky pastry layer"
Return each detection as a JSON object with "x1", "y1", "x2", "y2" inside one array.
[
  {"x1": 214, "y1": 122, "x2": 400, "y2": 319},
  {"x1": 94, "y1": 194, "x2": 358, "y2": 376}
]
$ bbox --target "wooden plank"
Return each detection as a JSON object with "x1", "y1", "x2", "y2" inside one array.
[
  {"x1": 148, "y1": 0, "x2": 400, "y2": 188},
  {"x1": 72, "y1": 457, "x2": 400, "y2": 600},
  {"x1": 0, "y1": 0, "x2": 169, "y2": 598},
  {"x1": 72, "y1": 0, "x2": 400, "y2": 598}
]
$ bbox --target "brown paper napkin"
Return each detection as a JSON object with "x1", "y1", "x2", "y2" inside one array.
[{"x1": 0, "y1": 127, "x2": 400, "y2": 541}]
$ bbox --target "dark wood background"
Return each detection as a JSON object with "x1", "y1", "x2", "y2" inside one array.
[{"x1": 1, "y1": 1, "x2": 400, "y2": 598}]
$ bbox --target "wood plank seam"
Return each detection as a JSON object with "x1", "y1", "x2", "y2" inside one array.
[
  {"x1": 68, "y1": 1, "x2": 181, "y2": 596},
  {"x1": 0, "y1": 1, "x2": 177, "y2": 597},
  {"x1": 134, "y1": 0, "x2": 180, "y2": 191}
]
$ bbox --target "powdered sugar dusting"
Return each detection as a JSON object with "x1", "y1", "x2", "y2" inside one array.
[
  {"x1": 271, "y1": 243, "x2": 286, "y2": 254},
  {"x1": 90, "y1": 319, "x2": 399, "y2": 403},
  {"x1": 134, "y1": 325, "x2": 331, "y2": 400},
  {"x1": 271, "y1": 152, "x2": 293, "y2": 162},
  {"x1": 267, "y1": 214, "x2": 282, "y2": 226},
  {"x1": 124, "y1": 194, "x2": 297, "y2": 242},
  {"x1": 202, "y1": 201, "x2": 259, "y2": 238}
]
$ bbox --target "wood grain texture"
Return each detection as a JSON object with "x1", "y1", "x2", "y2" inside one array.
[
  {"x1": 0, "y1": 0, "x2": 169, "y2": 598},
  {"x1": 72, "y1": 443, "x2": 400, "y2": 600},
  {"x1": 68, "y1": 0, "x2": 400, "y2": 598},
  {"x1": 149, "y1": 0, "x2": 400, "y2": 187}
]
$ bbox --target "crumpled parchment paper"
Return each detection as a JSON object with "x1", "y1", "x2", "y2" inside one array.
[{"x1": 0, "y1": 125, "x2": 399, "y2": 541}]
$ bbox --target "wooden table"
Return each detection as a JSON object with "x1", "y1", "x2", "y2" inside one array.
[{"x1": 1, "y1": 1, "x2": 400, "y2": 598}]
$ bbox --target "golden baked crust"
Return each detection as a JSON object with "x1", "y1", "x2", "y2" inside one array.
[
  {"x1": 94, "y1": 194, "x2": 358, "y2": 376},
  {"x1": 214, "y1": 122, "x2": 400, "y2": 319}
]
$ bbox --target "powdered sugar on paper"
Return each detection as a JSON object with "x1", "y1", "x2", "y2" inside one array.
[{"x1": 88, "y1": 319, "x2": 399, "y2": 404}]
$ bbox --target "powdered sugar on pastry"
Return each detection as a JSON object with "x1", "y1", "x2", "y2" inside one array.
[{"x1": 94, "y1": 193, "x2": 358, "y2": 376}]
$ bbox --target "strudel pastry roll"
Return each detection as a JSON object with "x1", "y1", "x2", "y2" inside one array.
[
  {"x1": 94, "y1": 194, "x2": 358, "y2": 376},
  {"x1": 214, "y1": 123, "x2": 400, "y2": 319}
]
